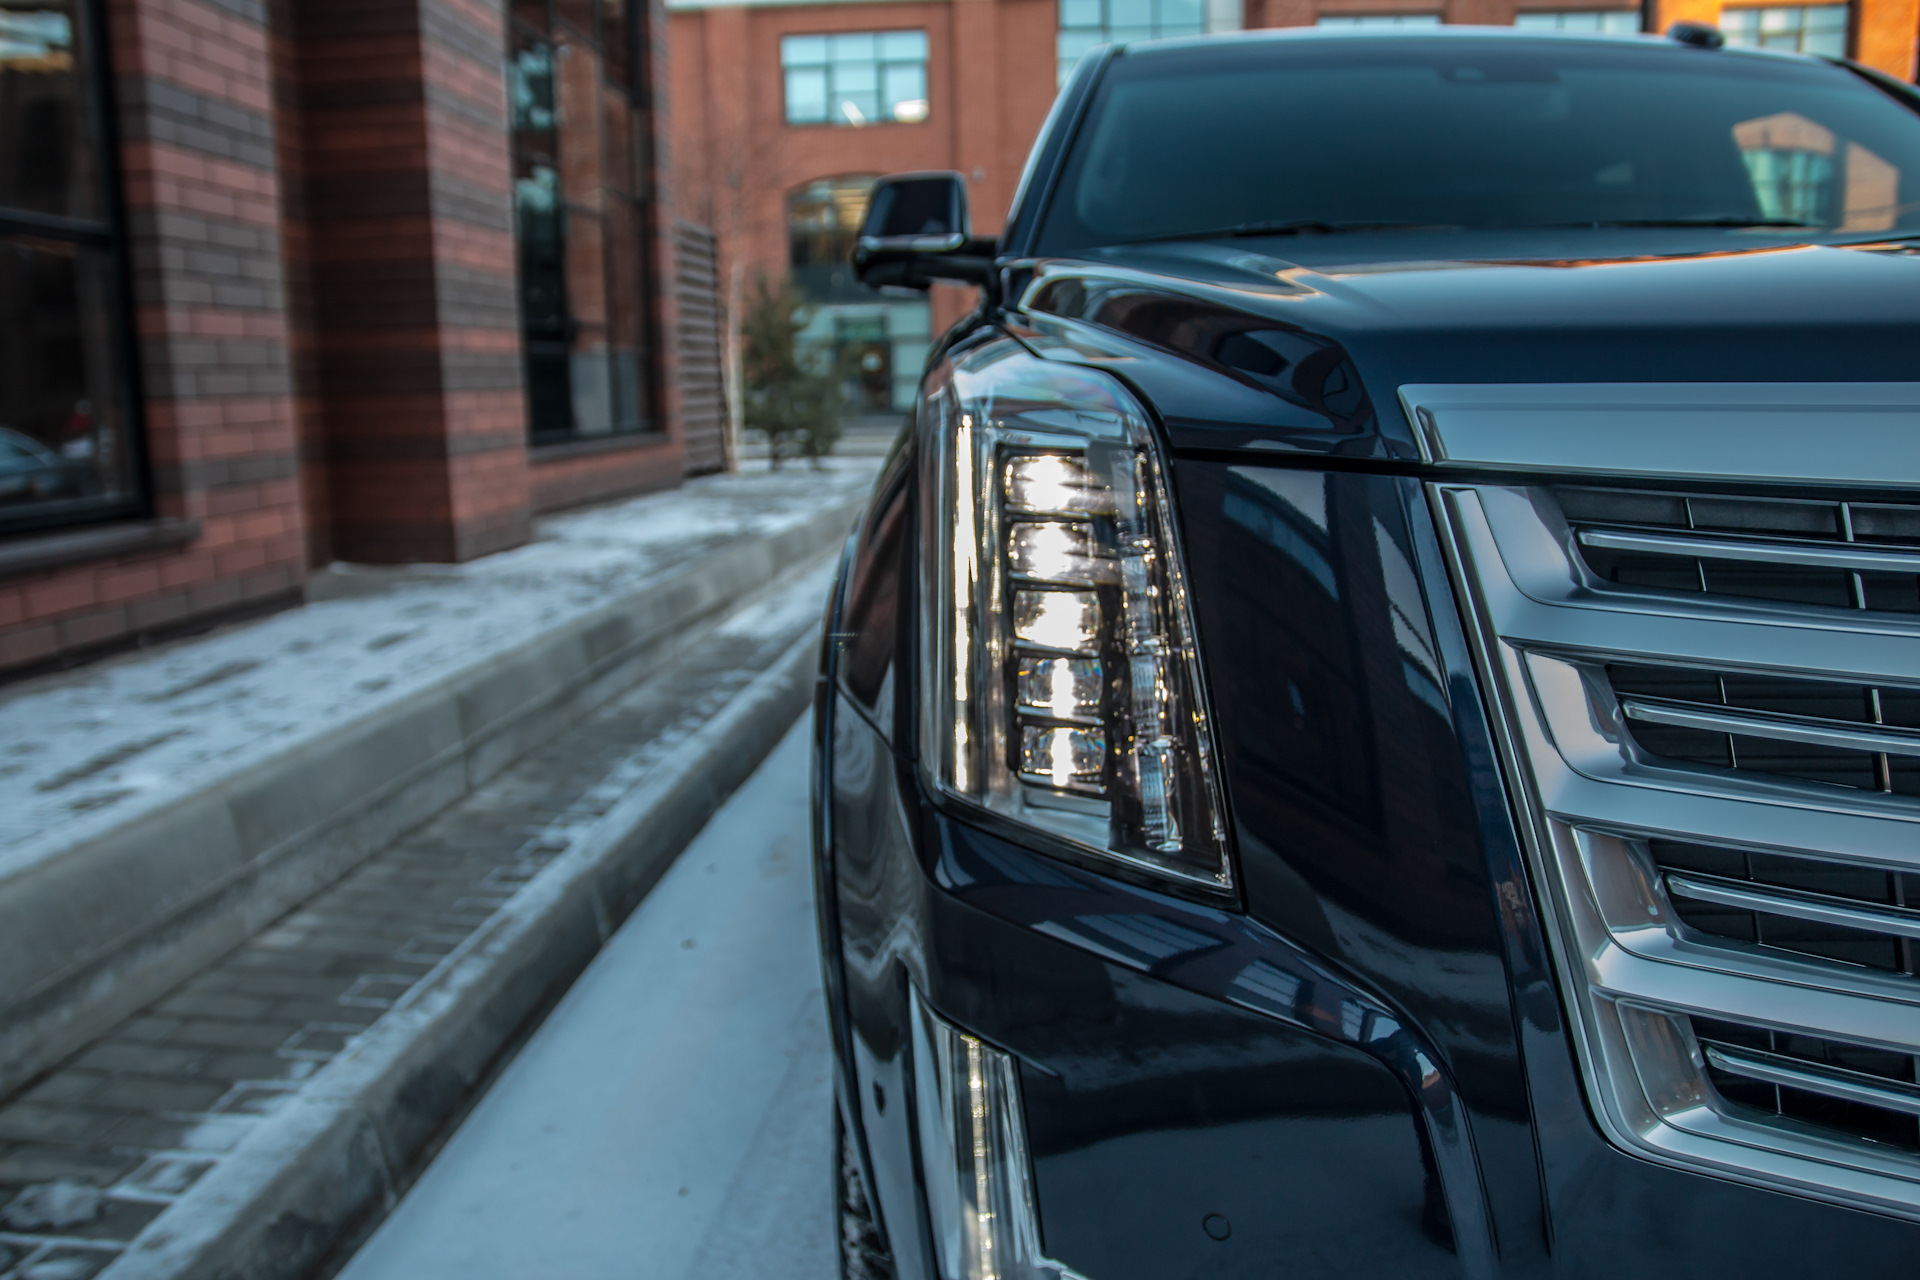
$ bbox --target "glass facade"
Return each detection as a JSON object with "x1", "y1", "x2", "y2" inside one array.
[
  {"x1": 508, "y1": 0, "x2": 656, "y2": 443},
  {"x1": 1513, "y1": 9, "x2": 1641, "y2": 30},
  {"x1": 782, "y1": 31, "x2": 929, "y2": 127},
  {"x1": 1721, "y1": 5, "x2": 1851, "y2": 56},
  {"x1": 1059, "y1": 0, "x2": 1206, "y2": 85},
  {"x1": 0, "y1": 0, "x2": 137, "y2": 532}
]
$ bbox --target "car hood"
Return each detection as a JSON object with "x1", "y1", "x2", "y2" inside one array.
[{"x1": 1015, "y1": 232, "x2": 1920, "y2": 458}]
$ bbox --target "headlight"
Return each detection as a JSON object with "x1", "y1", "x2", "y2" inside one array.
[{"x1": 918, "y1": 340, "x2": 1234, "y2": 893}]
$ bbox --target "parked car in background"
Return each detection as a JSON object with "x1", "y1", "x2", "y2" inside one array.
[
  {"x1": 815, "y1": 26, "x2": 1920, "y2": 1280},
  {"x1": 0, "y1": 427, "x2": 78, "y2": 506}
]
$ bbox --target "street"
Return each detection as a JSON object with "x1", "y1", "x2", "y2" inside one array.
[{"x1": 334, "y1": 718, "x2": 835, "y2": 1280}]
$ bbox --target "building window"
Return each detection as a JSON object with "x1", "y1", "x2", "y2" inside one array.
[
  {"x1": 788, "y1": 176, "x2": 875, "y2": 305},
  {"x1": 786, "y1": 176, "x2": 929, "y2": 414},
  {"x1": 782, "y1": 32, "x2": 929, "y2": 128},
  {"x1": 1314, "y1": 13, "x2": 1444, "y2": 24},
  {"x1": 1059, "y1": 0, "x2": 1205, "y2": 86},
  {"x1": 507, "y1": 0, "x2": 657, "y2": 443},
  {"x1": 1513, "y1": 9, "x2": 1639, "y2": 30},
  {"x1": 1720, "y1": 4, "x2": 1850, "y2": 56},
  {"x1": 0, "y1": 0, "x2": 139, "y2": 535}
]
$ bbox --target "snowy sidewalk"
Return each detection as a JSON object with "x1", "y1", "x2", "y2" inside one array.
[
  {"x1": 0, "y1": 563, "x2": 841, "y2": 1280},
  {"x1": 0, "y1": 460, "x2": 877, "y2": 1103}
]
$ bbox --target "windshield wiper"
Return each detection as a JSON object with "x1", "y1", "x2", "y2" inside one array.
[
  {"x1": 1118, "y1": 219, "x2": 1459, "y2": 245},
  {"x1": 1523, "y1": 217, "x2": 1822, "y2": 229}
]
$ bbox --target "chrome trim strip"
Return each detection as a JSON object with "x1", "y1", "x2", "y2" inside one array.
[
  {"x1": 1620, "y1": 697, "x2": 1920, "y2": 759},
  {"x1": 1578, "y1": 527, "x2": 1920, "y2": 577},
  {"x1": 1702, "y1": 1043, "x2": 1920, "y2": 1118},
  {"x1": 1401, "y1": 383, "x2": 1920, "y2": 484},
  {"x1": 1665, "y1": 871, "x2": 1920, "y2": 942}
]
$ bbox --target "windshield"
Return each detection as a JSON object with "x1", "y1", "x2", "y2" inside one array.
[{"x1": 1034, "y1": 35, "x2": 1920, "y2": 253}]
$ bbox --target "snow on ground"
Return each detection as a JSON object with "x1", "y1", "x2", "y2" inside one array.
[
  {"x1": 336, "y1": 717, "x2": 835, "y2": 1280},
  {"x1": 0, "y1": 460, "x2": 877, "y2": 879}
]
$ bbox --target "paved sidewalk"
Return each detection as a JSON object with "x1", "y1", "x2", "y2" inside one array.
[
  {"x1": 2, "y1": 459, "x2": 873, "y2": 868},
  {"x1": 0, "y1": 561, "x2": 839, "y2": 1280},
  {"x1": 0, "y1": 459, "x2": 877, "y2": 1105}
]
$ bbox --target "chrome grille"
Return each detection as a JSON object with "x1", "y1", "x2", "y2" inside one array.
[
  {"x1": 1413, "y1": 381, "x2": 1920, "y2": 1220},
  {"x1": 1561, "y1": 484, "x2": 1920, "y2": 613}
]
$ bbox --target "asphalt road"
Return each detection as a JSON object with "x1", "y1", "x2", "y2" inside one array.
[{"x1": 336, "y1": 717, "x2": 836, "y2": 1280}]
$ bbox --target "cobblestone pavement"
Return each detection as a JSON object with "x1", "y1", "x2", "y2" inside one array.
[
  {"x1": 0, "y1": 562, "x2": 834, "y2": 1280},
  {"x1": 335, "y1": 718, "x2": 834, "y2": 1280}
]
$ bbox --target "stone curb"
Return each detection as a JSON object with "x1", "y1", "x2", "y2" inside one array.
[
  {"x1": 99, "y1": 630, "x2": 823, "y2": 1280},
  {"x1": 1, "y1": 495, "x2": 863, "y2": 1099}
]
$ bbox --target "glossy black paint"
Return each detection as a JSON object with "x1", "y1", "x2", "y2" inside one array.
[
  {"x1": 1012, "y1": 237, "x2": 1920, "y2": 457},
  {"x1": 813, "y1": 29, "x2": 1920, "y2": 1280},
  {"x1": 817, "y1": 441, "x2": 1920, "y2": 1280}
]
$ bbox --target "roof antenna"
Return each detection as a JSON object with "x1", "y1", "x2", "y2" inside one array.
[{"x1": 1667, "y1": 21, "x2": 1726, "y2": 48}]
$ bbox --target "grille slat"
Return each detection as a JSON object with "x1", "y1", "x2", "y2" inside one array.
[
  {"x1": 1703, "y1": 1042, "x2": 1920, "y2": 1121},
  {"x1": 1579, "y1": 527, "x2": 1920, "y2": 578},
  {"x1": 1622, "y1": 697, "x2": 1920, "y2": 761},
  {"x1": 1566, "y1": 487, "x2": 1920, "y2": 615},
  {"x1": 1666, "y1": 871, "x2": 1920, "y2": 945},
  {"x1": 1436, "y1": 439, "x2": 1920, "y2": 1220}
]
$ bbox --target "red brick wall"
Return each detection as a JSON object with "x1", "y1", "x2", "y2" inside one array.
[
  {"x1": 0, "y1": 0, "x2": 307, "y2": 675},
  {"x1": 670, "y1": 0, "x2": 1056, "y2": 312}
]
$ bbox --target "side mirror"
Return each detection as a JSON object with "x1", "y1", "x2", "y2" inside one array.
[{"x1": 853, "y1": 171, "x2": 995, "y2": 290}]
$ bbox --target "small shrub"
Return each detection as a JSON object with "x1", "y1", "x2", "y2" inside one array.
[{"x1": 740, "y1": 276, "x2": 845, "y2": 468}]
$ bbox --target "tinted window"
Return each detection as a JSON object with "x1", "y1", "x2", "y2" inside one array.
[
  {"x1": 1035, "y1": 36, "x2": 1920, "y2": 252},
  {"x1": 0, "y1": 1, "x2": 137, "y2": 532}
]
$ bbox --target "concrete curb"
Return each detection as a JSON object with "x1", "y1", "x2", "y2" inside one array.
[
  {"x1": 100, "y1": 631, "x2": 822, "y2": 1280},
  {"x1": 1, "y1": 495, "x2": 863, "y2": 1099}
]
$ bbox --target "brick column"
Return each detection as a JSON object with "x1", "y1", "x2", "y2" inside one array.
[
  {"x1": 284, "y1": 0, "x2": 530, "y2": 563},
  {"x1": 1856, "y1": 0, "x2": 1919, "y2": 79}
]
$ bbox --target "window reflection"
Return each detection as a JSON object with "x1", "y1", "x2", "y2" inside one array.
[
  {"x1": 507, "y1": 0, "x2": 655, "y2": 442},
  {"x1": 1735, "y1": 111, "x2": 1898, "y2": 231},
  {"x1": 782, "y1": 31, "x2": 929, "y2": 127},
  {"x1": 0, "y1": 0, "x2": 132, "y2": 531},
  {"x1": 786, "y1": 177, "x2": 929, "y2": 413},
  {"x1": 0, "y1": 3, "x2": 96, "y2": 220}
]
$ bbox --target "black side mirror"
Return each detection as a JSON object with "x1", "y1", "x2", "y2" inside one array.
[{"x1": 853, "y1": 172, "x2": 995, "y2": 290}]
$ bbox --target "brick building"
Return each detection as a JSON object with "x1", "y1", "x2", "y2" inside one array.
[
  {"x1": 0, "y1": 0, "x2": 720, "y2": 679},
  {"x1": 669, "y1": 0, "x2": 1917, "y2": 412}
]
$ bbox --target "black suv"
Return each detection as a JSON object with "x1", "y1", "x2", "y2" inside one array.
[{"x1": 814, "y1": 26, "x2": 1920, "y2": 1280}]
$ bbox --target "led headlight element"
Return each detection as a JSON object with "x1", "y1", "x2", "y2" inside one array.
[{"x1": 920, "y1": 343, "x2": 1233, "y2": 891}]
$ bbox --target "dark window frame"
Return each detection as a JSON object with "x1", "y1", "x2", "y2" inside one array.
[{"x1": 0, "y1": 0, "x2": 151, "y2": 540}]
